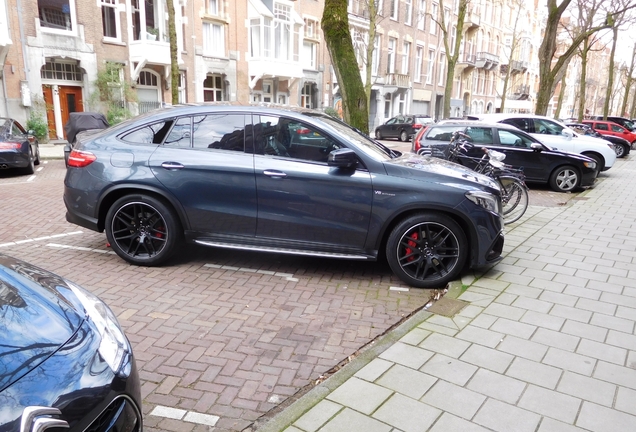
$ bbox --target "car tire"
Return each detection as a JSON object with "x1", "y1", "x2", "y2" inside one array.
[
  {"x1": 399, "y1": 130, "x2": 408, "y2": 142},
  {"x1": 386, "y1": 213, "x2": 467, "y2": 289},
  {"x1": 615, "y1": 144, "x2": 627, "y2": 158},
  {"x1": 23, "y1": 149, "x2": 35, "y2": 175},
  {"x1": 549, "y1": 165, "x2": 580, "y2": 192},
  {"x1": 375, "y1": 130, "x2": 383, "y2": 140},
  {"x1": 33, "y1": 145, "x2": 40, "y2": 165},
  {"x1": 106, "y1": 194, "x2": 182, "y2": 266}
]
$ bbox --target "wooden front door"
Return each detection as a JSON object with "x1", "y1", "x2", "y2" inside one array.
[
  {"x1": 42, "y1": 85, "x2": 57, "y2": 139},
  {"x1": 59, "y1": 86, "x2": 84, "y2": 139}
]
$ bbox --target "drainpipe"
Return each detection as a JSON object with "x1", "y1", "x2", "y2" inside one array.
[
  {"x1": 15, "y1": 0, "x2": 30, "y2": 111},
  {"x1": 2, "y1": 66, "x2": 8, "y2": 116}
]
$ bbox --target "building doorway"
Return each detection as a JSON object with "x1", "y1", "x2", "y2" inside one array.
[{"x1": 42, "y1": 85, "x2": 84, "y2": 140}]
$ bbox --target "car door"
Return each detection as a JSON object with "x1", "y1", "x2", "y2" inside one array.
[
  {"x1": 528, "y1": 118, "x2": 575, "y2": 152},
  {"x1": 492, "y1": 128, "x2": 551, "y2": 182},
  {"x1": 148, "y1": 113, "x2": 258, "y2": 236},
  {"x1": 252, "y1": 114, "x2": 373, "y2": 249}
]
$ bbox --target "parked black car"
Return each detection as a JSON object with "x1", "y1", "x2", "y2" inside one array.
[
  {"x1": 0, "y1": 254, "x2": 142, "y2": 431},
  {"x1": 374, "y1": 114, "x2": 434, "y2": 142},
  {"x1": 0, "y1": 118, "x2": 40, "y2": 175},
  {"x1": 64, "y1": 105, "x2": 504, "y2": 288},
  {"x1": 412, "y1": 121, "x2": 598, "y2": 192},
  {"x1": 566, "y1": 122, "x2": 631, "y2": 158}
]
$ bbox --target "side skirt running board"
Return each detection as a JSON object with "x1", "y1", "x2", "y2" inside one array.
[{"x1": 193, "y1": 240, "x2": 371, "y2": 260}]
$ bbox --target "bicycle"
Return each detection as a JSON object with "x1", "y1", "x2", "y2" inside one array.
[{"x1": 446, "y1": 132, "x2": 529, "y2": 224}]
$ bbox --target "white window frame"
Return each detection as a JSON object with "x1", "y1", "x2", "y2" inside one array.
[
  {"x1": 207, "y1": 0, "x2": 219, "y2": 15},
  {"x1": 203, "y1": 74, "x2": 225, "y2": 102},
  {"x1": 203, "y1": 21, "x2": 225, "y2": 57},
  {"x1": 390, "y1": 0, "x2": 399, "y2": 20},
  {"x1": 387, "y1": 38, "x2": 396, "y2": 74},
  {"x1": 40, "y1": 0, "x2": 78, "y2": 35},
  {"x1": 262, "y1": 80, "x2": 273, "y2": 103},
  {"x1": 401, "y1": 41, "x2": 411, "y2": 75},
  {"x1": 430, "y1": 3, "x2": 438, "y2": 35},
  {"x1": 415, "y1": 45, "x2": 423, "y2": 83},
  {"x1": 437, "y1": 52, "x2": 445, "y2": 86},
  {"x1": 405, "y1": 0, "x2": 413, "y2": 25},
  {"x1": 372, "y1": 35, "x2": 380, "y2": 76},
  {"x1": 178, "y1": 71, "x2": 186, "y2": 103},
  {"x1": 303, "y1": 40, "x2": 317, "y2": 69},
  {"x1": 417, "y1": 0, "x2": 426, "y2": 31},
  {"x1": 426, "y1": 49, "x2": 435, "y2": 84},
  {"x1": 100, "y1": 0, "x2": 121, "y2": 41}
]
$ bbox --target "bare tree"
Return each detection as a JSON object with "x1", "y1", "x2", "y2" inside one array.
[
  {"x1": 620, "y1": 45, "x2": 636, "y2": 116},
  {"x1": 167, "y1": 0, "x2": 179, "y2": 104},
  {"x1": 499, "y1": 0, "x2": 525, "y2": 113},
  {"x1": 323, "y1": 0, "x2": 369, "y2": 132}
]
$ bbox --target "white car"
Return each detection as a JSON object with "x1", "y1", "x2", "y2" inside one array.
[{"x1": 467, "y1": 113, "x2": 616, "y2": 171}]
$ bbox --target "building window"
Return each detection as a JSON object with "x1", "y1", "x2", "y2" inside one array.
[
  {"x1": 131, "y1": 0, "x2": 168, "y2": 42},
  {"x1": 426, "y1": 49, "x2": 435, "y2": 84},
  {"x1": 303, "y1": 41, "x2": 317, "y2": 69},
  {"x1": 387, "y1": 38, "x2": 396, "y2": 74},
  {"x1": 417, "y1": 0, "x2": 426, "y2": 30},
  {"x1": 437, "y1": 52, "x2": 445, "y2": 86},
  {"x1": 390, "y1": 0, "x2": 398, "y2": 20},
  {"x1": 178, "y1": 72, "x2": 186, "y2": 103},
  {"x1": 41, "y1": 61, "x2": 82, "y2": 81},
  {"x1": 353, "y1": 28, "x2": 367, "y2": 69},
  {"x1": 405, "y1": 0, "x2": 413, "y2": 25},
  {"x1": 415, "y1": 46, "x2": 423, "y2": 83},
  {"x1": 372, "y1": 35, "x2": 380, "y2": 76},
  {"x1": 203, "y1": 22, "x2": 225, "y2": 57},
  {"x1": 101, "y1": 0, "x2": 119, "y2": 39},
  {"x1": 304, "y1": 18, "x2": 319, "y2": 39},
  {"x1": 274, "y1": 3, "x2": 292, "y2": 61},
  {"x1": 38, "y1": 0, "x2": 74, "y2": 31},
  {"x1": 301, "y1": 82, "x2": 315, "y2": 108},
  {"x1": 430, "y1": 3, "x2": 438, "y2": 35},
  {"x1": 207, "y1": 0, "x2": 218, "y2": 15},
  {"x1": 401, "y1": 42, "x2": 411, "y2": 75},
  {"x1": 250, "y1": 3, "x2": 300, "y2": 62},
  {"x1": 203, "y1": 74, "x2": 225, "y2": 101},
  {"x1": 450, "y1": 25, "x2": 456, "y2": 55}
]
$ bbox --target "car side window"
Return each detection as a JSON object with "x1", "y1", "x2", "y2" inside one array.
[
  {"x1": 502, "y1": 118, "x2": 531, "y2": 133},
  {"x1": 465, "y1": 127, "x2": 494, "y2": 144},
  {"x1": 192, "y1": 114, "x2": 247, "y2": 151},
  {"x1": 610, "y1": 124, "x2": 624, "y2": 133},
  {"x1": 164, "y1": 117, "x2": 192, "y2": 147},
  {"x1": 386, "y1": 117, "x2": 397, "y2": 125},
  {"x1": 121, "y1": 121, "x2": 173, "y2": 144},
  {"x1": 497, "y1": 130, "x2": 532, "y2": 148},
  {"x1": 11, "y1": 122, "x2": 24, "y2": 136},
  {"x1": 254, "y1": 116, "x2": 340, "y2": 163},
  {"x1": 595, "y1": 123, "x2": 609, "y2": 131},
  {"x1": 533, "y1": 119, "x2": 563, "y2": 135}
]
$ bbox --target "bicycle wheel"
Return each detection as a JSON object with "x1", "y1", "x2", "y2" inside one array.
[{"x1": 498, "y1": 176, "x2": 528, "y2": 224}]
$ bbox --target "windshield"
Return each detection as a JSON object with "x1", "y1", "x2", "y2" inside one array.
[{"x1": 313, "y1": 115, "x2": 397, "y2": 160}]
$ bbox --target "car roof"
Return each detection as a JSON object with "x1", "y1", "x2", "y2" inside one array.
[
  {"x1": 434, "y1": 120, "x2": 528, "y2": 132},
  {"x1": 466, "y1": 113, "x2": 558, "y2": 122}
]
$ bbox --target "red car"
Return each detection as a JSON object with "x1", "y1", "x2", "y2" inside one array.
[{"x1": 582, "y1": 120, "x2": 636, "y2": 147}]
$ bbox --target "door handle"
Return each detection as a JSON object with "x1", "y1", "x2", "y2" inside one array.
[
  {"x1": 161, "y1": 162, "x2": 184, "y2": 170},
  {"x1": 263, "y1": 170, "x2": 287, "y2": 178}
]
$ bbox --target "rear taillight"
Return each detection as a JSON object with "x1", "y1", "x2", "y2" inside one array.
[
  {"x1": 413, "y1": 124, "x2": 422, "y2": 129},
  {"x1": 296, "y1": 128, "x2": 311, "y2": 134},
  {"x1": 68, "y1": 149, "x2": 97, "y2": 167},
  {"x1": 0, "y1": 142, "x2": 22, "y2": 149}
]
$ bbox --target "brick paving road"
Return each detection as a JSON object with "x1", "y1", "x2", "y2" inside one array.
[{"x1": 0, "y1": 159, "x2": 584, "y2": 431}]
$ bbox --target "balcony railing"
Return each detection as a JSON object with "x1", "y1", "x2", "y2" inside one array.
[
  {"x1": 465, "y1": 10, "x2": 481, "y2": 30},
  {"x1": 510, "y1": 60, "x2": 529, "y2": 73},
  {"x1": 515, "y1": 85, "x2": 530, "y2": 95},
  {"x1": 475, "y1": 52, "x2": 499, "y2": 70},
  {"x1": 386, "y1": 73, "x2": 410, "y2": 88}
]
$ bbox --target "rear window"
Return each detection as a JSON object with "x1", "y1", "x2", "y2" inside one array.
[
  {"x1": 414, "y1": 117, "x2": 434, "y2": 126},
  {"x1": 424, "y1": 125, "x2": 464, "y2": 141}
]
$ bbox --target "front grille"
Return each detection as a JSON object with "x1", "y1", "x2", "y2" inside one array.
[{"x1": 85, "y1": 398, "x2": 140, "y2": 432}]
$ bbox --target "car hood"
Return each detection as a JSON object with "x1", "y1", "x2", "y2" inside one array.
[
  {"x1": 384, "y1": 153, "x2": 500, "y2": 190},
  {"x1": 0, "y1": 254, "x2": 85, "y2": 392}
]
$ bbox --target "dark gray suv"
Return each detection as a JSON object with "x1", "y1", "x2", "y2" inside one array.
[{"x1": 64, "y1": 105, "x2": 504, "y2": 288}]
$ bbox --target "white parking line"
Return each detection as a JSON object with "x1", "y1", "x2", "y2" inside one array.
[
  {"x1": 204, "y1": 263, "x2": 299, "y2": 281},
  {"x1": 149, "y1": 406, "x2": 219, "y2": 426},
  {"x1": 26, "y1": 175, "x2": 36, "y2": 182},
  {"x1": 47, "y1": 243, "x2": 116, "y2": 255},
  {"x1": 36, "y1": 167, "x2": 43, "y2": 172},
  {"x1": 0, "y1": 231, "x2": 83, "y2": 248}
]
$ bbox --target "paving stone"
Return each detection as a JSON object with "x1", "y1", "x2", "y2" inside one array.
[
  {"x1": 520, "y1": 310, "x2": 565, "y2": 331},
  {"x1": 455, "y1": 325, "x2": 504, "y2": 348},
  {"x1": 550, "y1": 304, "x2": 593, "y2": 323},
  {"x1": 418, "y1": 332, "x2": 471, "y2": 358},
  {"x1": 556, "y1": 371, "x2": 616, "y2": 407},
  {"x1": 417, "y1": 322, "x2": 459, "y2": 337},
  {"x1": 537, "y1": 417, "x2": 588, "y2": 432},
  {"x1": 506, "y1": 357, "x2": 562, "y2": 389},
  {"x1": 398, "y1": 328, "x2": 431, "y2": 346},
  {"x1": 466, "y1": 368, "x2": 526, "y2": 404},
  {"x1": 593, "y1": 361, "x2": 636, "y2": 390},
  {"x1": 428, "y1": 413, "x2": 492, "y2": 432},
  {"x1": 493, "y1": 292, "x2": 518, "y2": 305},
  {"x1": 483, "y1": 302, "x2": 526, "y2": 320},
  {"x1": 542, "y1": 347, "x2": 596, "y2": 376},
  {"x1": 530, "y1": 327, "x2": 580, "y2": 352},
  {"x1": 469, "y1": 313, "x2": 499, "y2": 329},
  {"x1": 606, "y1": 330, "x2": 636, "y2": 351},
  {"x1": 540, "y1": 291, "x2": 579, "y2": 307},
  {"x1": 421, "y1": 380, "x2": 486, "y2": 420},
  {"x1": 378, "y1": 342, "x2": 434, "y2": 370},
  {"x1": 577, "y1": 338, "x2": 627, "y2": 365},
  {"x1": 354, "y1": 358, "x2": 393, "y2": 382},
  {"x1": 292, "y1": 400, "x2": 343, "y2": 432},
  {"x1": 419, "y1": 353, "x2": 478, "y2": 386},
  {"x1": 318, "y1": 408, "x2": 392, "y2": 432},
  {"x1": 473, "y1": 398, "x2": 541, "y2": 432},
  {"x1": 518, "y1": 384, "x2": 581, "y2": 423},
  {"x1": 615, "y1": 305, "x2": 636, "y2": 321},
  {"x1": 589, "y1": 313, "x2": 634, "y2": 333},
  {"x1": 427, "y1": 314, "x2": 460, "y2": 330},
  {"x1": 490, "y1": 317, "x2": 537, "y2": 339},
  {"x1": 615, "y1": 387, "x2": 636, "y2": 416},
  {"x1": 511, "y1": 296, "x2": 554, "y2": 313},
  {"x1": 457, "y1": 304, "x2": 484, "y2": 319},
  {"x1": 375, "y1": 364, "x2": 437, "y2": 399},
  {"x1": 497, "y1": 335, "x2": 548, "y2": 362},
  {"x1": 576, "y1": 401, "x2": 636, "y2": 432},
  {"x1": 561, "y1": 320, "x2": 608, "y2": 342},
  {"x1": 563, "y1": 286, "x2": 601, "y2": 301},
  {"x1": 372, "y1": 393, "x2": 441, "y2": 432},
  {"x1": 460, "y1": 343, "x2": 514, "y2": 373},
  {"x1": 326, "y1": 377, "x2": 393, "y2": 415},
  {"x1": 506, "y1": 284, "x2": 543, "y2": 299}
]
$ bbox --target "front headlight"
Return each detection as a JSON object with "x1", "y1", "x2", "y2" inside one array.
[
  {"x1": 466, "y1": 190, "x2": 501, "y2": 214},
  {"x1": 583, "y1": 160, "x2": 597, "y2": 170},
  {"x1": 69, "y1": 282, "x2": 130, "y2": 373}
]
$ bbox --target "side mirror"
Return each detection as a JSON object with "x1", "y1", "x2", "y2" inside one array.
[
  {"x1": 561, "y1": 128, "x2": 574, "y2": 140},
  {"x1": 328, "y1": 148, "x2": 358, "y2": 169},
  {"x1": 530, "y1": 143, "x2": 543, "y2": 151}
]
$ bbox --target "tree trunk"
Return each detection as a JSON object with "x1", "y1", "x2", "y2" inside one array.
[
  {"x1": 554, "y1": 76, "x2": 566, "y2": 119},
  {"x1": 602, "y1": 25, "x2": 619, "y2": 118},
  {"x1": 323, "y1": 0, "x2": 369, "y2": 133},
  {"x1": 167, "y1": 0, "x2": 179, "y2": 104},
  {"x1": 364, "y1": 0, "x2": 378, "y2": 112},
  {"x1": 620, "y1": 45, "x2": 636, "y2": 116},
  {"x1": 577, "y1": 38, "x2": 589, "y2": 121},
  {"x1": 441, "y1": 0, "x2": 467, "y2": 119}
]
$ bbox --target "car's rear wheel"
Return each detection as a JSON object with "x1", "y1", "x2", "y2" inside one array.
[
  {"x1": 375, "y1": 129, "x2": 383, "y2": 140},
  {"x1": 400, "y1": 130, "x2": 408, "y2": 142},
  {"x1": 549, "y1": 165, "x2": 580, "y2": 192},
  {"x1": 615, "y1": 144, "x2": 627, "y2": 158},
  {"x1": 106, "y1": 195, "x2": 182, "y2": 266},
  {"x1": 386, "y1": 213, "x2": 467, "y2": 288}
]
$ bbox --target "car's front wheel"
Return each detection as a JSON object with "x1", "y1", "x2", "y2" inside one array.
[
  {"x1": 400, "y1": 130, "x2": 409, "y2": 142},
  {"x1": 106, "y1": 195, "x2": 182, "y2": 266},
  {"x1": 23, "y1": 149, "x2": 35, "y2": 175},
  {"x1": 549, "y1": 165, "x2": 580, "y2": 192},
  {"x1": 615, "y1": 144, "x2": 627, "y2": 158},
  {"x1": 386, "y1": 213, "x2": 467, "y2": 288},
  {"x1": 375, "y1": 129, "x2": 383, "y2": 140}
]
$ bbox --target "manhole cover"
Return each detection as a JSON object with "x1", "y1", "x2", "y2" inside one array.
[{"x1": 427, "y1": 297, "x2": 468, "y2": 317}]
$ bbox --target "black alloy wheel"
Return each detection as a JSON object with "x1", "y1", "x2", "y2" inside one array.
[
  {"x1": 106, "y1": 195, "x2": 181, "y2": 266},
  {"x1": 549, "y1": 165, "x2": 580, "y2": 192},
  {"x1": 386, "y1": 213, "x2": 467, "y2": 288}
]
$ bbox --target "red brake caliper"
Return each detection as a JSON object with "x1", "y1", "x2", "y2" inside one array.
[{"x1": 405, "y1": 233, "x2": 418, "y2": 261}]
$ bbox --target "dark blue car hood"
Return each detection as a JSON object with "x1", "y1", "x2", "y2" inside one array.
[
  {"x1": 384, "y1": 153, "x2": 500, "y2": 190},
  {"x1": 0, "y1": 254, "x2": 84, "y2": 392}
]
